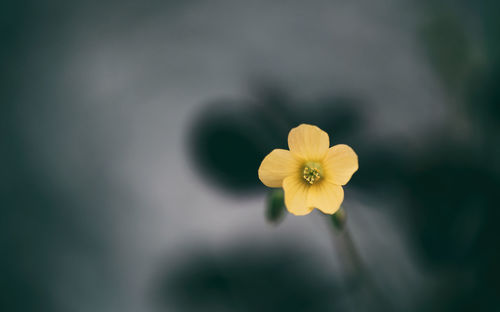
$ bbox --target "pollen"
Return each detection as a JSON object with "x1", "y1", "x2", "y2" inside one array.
[{"x1": 303, "y1": 165, "x2": 321, "y2": 184}]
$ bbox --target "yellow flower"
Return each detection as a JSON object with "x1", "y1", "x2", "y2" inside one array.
[{"x1": 258, "y1": 124, "x2": 358, "y2": 216}]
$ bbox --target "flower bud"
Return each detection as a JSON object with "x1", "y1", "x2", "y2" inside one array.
[{"x1": 266, "y1": 189, "x2": 286, "y2": 224}]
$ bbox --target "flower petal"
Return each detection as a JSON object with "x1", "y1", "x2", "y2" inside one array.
[
  {"x1": 258, "y1": 149, "x2": 300, "y2": 188},
  {"x1": 283, "y1": 176, "x2": 313, "y2": 216},
  {"x1": 324, "y1": 144, "x2": 358, "y2": 185},
  {"x1": 288, "y1": 124, "x2": 329, "y2": 160},
  {"x1": 307, "y1": 181, "x2": 344, "y2": 214}
]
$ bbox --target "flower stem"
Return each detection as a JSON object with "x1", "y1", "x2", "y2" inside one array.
[{"x1": 325, "y1": 211, "x2": 393, "y2": 311}]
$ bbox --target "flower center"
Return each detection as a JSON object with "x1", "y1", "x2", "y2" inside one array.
[{"x1": 303, "y1": 162, "x2": 322, "y2": 184}]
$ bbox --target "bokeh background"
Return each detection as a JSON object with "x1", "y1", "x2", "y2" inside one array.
[{"x1": 2, "y1": 0, "x2": 500, "y2": 311}]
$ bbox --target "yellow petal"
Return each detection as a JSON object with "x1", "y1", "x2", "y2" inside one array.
[
  {"x1": 323, "y1": 144, "x2": 358, "y2": 185},
  {"x1": 288, "y1": 124, "x2": 329, "y2": 160},
  {"x1": 283, "y1": 176, "x2": 313, "y2": 216},
  {"x1": 258, "y1": 149, "x2": 300, "y2": 188},
  {"x1": 307, "y1": 181, "x2": 344, "y2": 214}
]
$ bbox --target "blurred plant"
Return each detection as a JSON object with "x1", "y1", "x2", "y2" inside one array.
[{"x1": 414, "y1": 1, "x2": 500, "y2": 310}]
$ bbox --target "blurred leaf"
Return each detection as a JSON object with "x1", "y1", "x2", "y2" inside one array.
[
  {"x1": 153, "y1": 246, "x2": 341, "y2": 312},
  {"x1": 188, "y1": 87, "x2": 364, "y2": 196},
  {"x1": 420, "y1": 10, "x2": 475, "y2": 93}
]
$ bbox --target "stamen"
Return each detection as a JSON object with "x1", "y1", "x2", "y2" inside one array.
[{"x1": 303, "y1": 165, "x2": 321, "y2": 184}]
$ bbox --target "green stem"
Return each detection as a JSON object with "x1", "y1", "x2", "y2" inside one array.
[{"x1": 325, "y1": 212, "x2": 393, "y2": 311}]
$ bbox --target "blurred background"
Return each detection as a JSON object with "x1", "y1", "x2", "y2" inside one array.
[{"x1": 2, "y1": 0, "x2": 500, "y2": 311}]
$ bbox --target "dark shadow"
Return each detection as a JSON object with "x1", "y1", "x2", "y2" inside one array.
[
  {"x1": 187, "y1": 85, "x2": 365, "y2": 195},
  {"x1": 150, "y1": 246, "x2": 347, "y2": 312}
]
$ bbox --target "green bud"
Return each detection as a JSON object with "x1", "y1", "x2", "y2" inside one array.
[
  {"x1": 330, "y1": 206, "x2": 347, "y2": 231},
  {"x1": 266, "y1": 189, "x2": 286, "y2": 224}
]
